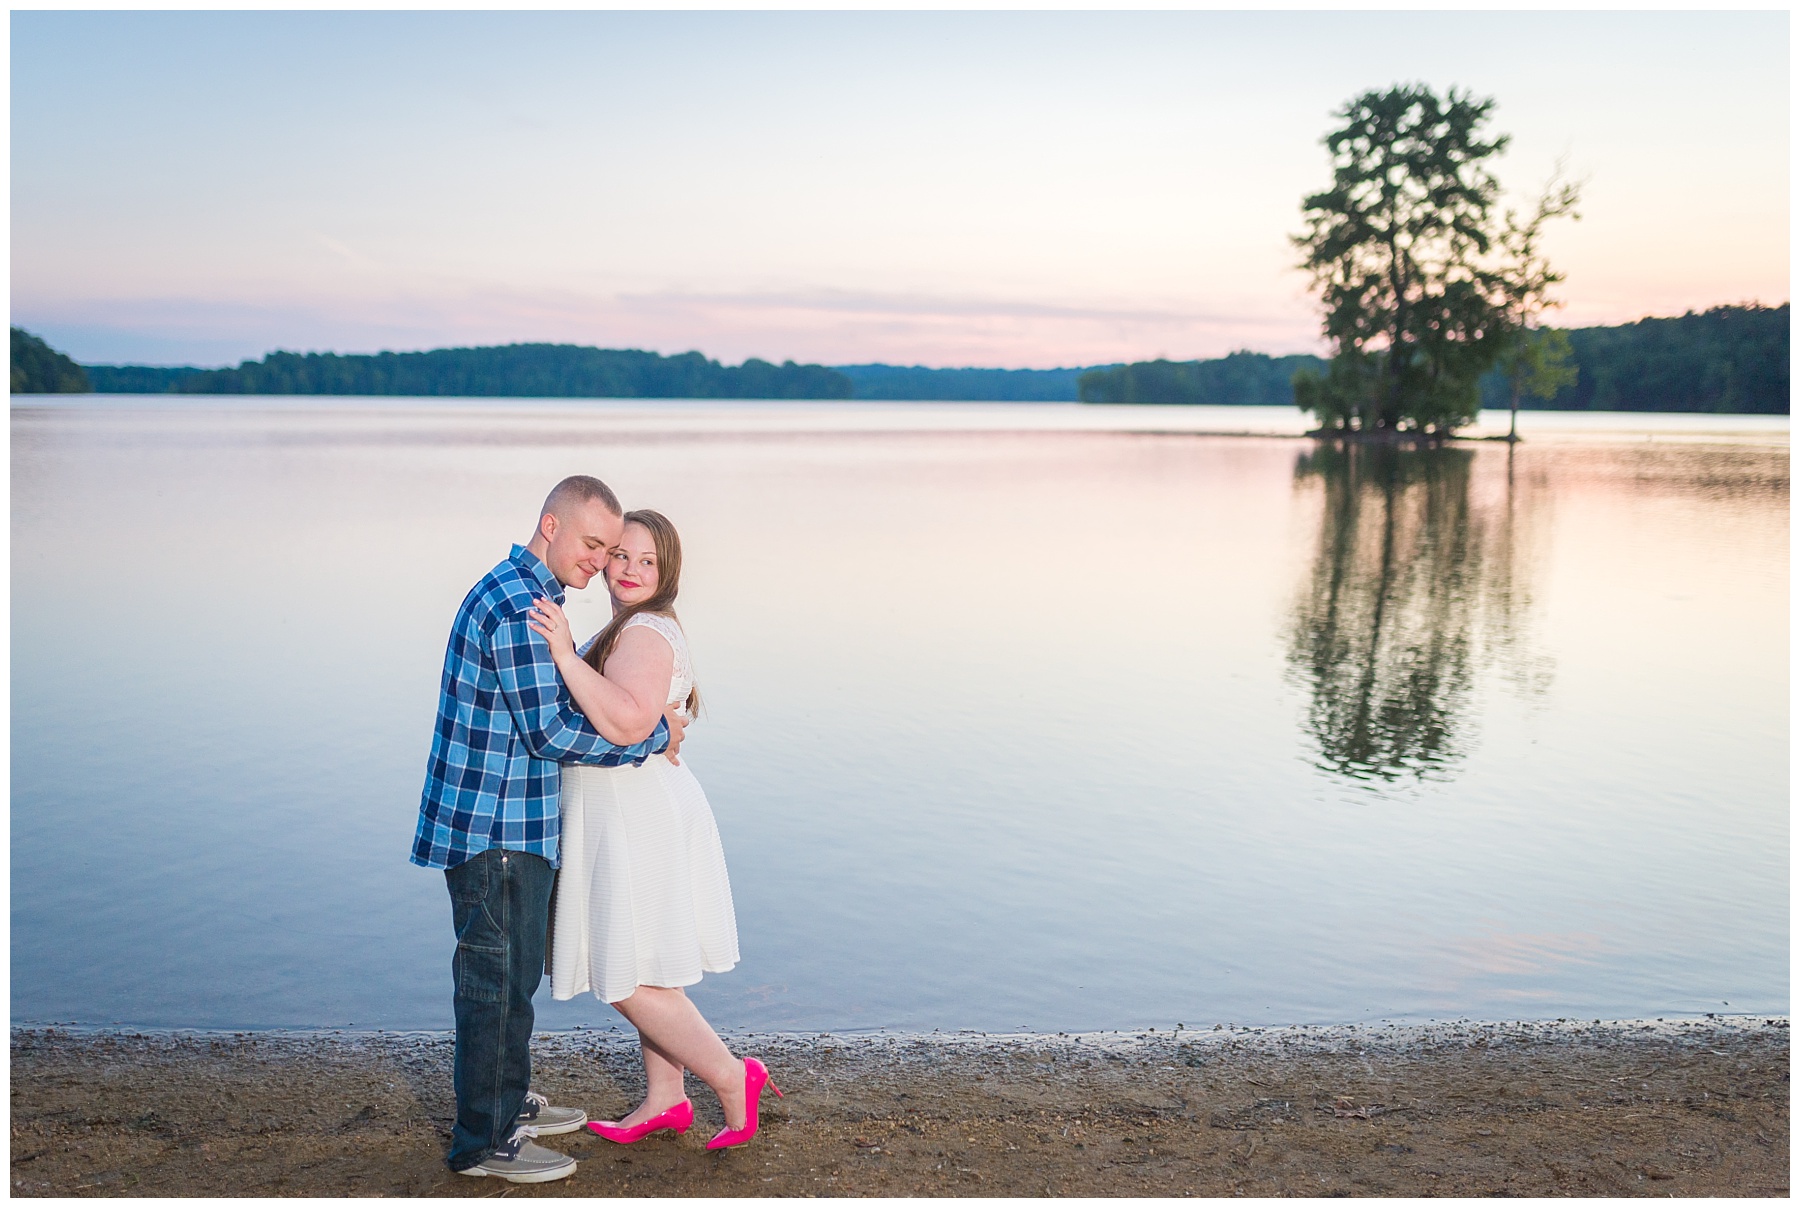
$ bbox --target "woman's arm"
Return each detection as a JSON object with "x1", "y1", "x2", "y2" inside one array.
[
  {"x1": 527, "y1": 599, "x2": 673, "y2": 746},
  {"x1": 493, "y1": 609, "x2": 667, "y2": 761}
]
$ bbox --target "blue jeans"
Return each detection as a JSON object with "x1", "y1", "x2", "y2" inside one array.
[{"x1": 443, "y1": 847, "x2": 555, "y2": 1171}]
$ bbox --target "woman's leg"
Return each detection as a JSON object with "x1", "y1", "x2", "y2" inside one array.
[
  {"x1": 601, "y1": 1031, "x2": 690, "y2": 1128},
  {"x1": 611, "y1": 986, "x2": 748, "y2": 1128}
]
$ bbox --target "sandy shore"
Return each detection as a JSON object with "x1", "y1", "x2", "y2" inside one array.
[{"x1": 11, "y1": 1016, "x2": 1786, "y2": 1197}]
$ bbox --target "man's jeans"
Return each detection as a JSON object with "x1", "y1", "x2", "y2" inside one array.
[{"x1": 443, "y1": 847, "x2": 555, "y2": 1170}]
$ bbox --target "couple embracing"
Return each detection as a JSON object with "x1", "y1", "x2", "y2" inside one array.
[{"x1": 409, "y1": 475, "x2": 776, "y2": 1183}]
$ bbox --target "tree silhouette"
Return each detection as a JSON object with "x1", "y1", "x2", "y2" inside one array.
[{"x1": 1291, "y1": 85, "x2": 1579, "y2": 436}]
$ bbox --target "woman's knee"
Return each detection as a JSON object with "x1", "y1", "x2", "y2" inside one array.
[{"x1": 610, "y1": 984, "x2": 676, "y2": 1010}]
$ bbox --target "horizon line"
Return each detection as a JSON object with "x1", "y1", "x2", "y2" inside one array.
[{"x1": 24, "y1": 298, "x2": 1788, "y2": 374}]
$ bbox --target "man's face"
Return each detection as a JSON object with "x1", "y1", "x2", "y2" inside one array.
[{"x1": 541, "y1": 500, "x2": 625, "y2": 589}]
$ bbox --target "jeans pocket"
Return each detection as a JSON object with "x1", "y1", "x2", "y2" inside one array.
[
  {"x1": 454, "y1": 940, "x2": 509, "y2": 1004},
  {"x1": 446, "y1": 852, "x2": 491, "y2": 907}
]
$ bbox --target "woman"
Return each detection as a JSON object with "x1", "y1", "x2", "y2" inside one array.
[{"x1": 527, "y1": 509, "x2": 779, "y2": 1150}]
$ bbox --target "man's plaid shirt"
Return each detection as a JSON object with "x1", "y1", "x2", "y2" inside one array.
[{"x1": 411, "y1": 545, "x2": 668, "y2": 870}]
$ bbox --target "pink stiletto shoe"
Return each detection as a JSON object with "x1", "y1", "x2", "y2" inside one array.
[
  {"x1": 705, "y1": 1057, "x2": 782, "y2": 1150},
  {"x1": 587, "y1": 1098, "x2": 694, "y2": 1143}
]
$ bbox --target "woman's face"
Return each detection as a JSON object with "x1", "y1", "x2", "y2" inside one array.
[{"x1": 605, "y1": 522, "x2": 660, "y2": 607}]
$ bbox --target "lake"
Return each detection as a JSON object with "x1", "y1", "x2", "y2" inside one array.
[{"x1": 10, "y1": 398, "x2": 1788, "y2": 1032}]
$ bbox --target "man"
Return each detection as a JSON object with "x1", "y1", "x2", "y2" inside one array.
[{"x1": 411, "y1": 475, "x2": 686, "y2": 1183}]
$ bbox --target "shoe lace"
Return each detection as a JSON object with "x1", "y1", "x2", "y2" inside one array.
[
  {"x1": 522, "y1": 1090, "x2": 548, "y2": 1115},
  {"x1": 494, "y1": 1122, "x2": 540, "y2": 1160}
]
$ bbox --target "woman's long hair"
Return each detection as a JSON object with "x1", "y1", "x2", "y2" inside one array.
[{"x1": 584, "y1": 509, "x2": 701, "y2": 717}]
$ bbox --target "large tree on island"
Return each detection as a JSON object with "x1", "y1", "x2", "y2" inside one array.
[{"x1": 1291, "y1": 84, "x2": 1577, "y2": 437}]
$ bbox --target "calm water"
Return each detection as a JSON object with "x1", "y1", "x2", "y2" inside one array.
[{"x1": 11, "y1": 399, "x2": 1789, "y2": 1031}]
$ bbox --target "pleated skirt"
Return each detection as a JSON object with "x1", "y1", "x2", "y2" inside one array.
[{"x1": 550, "y1": 755, "x2": 740, "y2": 1004}]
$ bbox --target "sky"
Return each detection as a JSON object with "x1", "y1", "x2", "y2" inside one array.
[{"x1": 11, "y1": 10, "x2": 1790, "y2": 369}]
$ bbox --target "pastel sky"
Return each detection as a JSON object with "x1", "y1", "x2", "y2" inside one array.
[{"x1": 12, "y1": 10, "x2": 1789, "y2": 369}]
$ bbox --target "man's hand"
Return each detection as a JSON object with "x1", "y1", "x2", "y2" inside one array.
[{"x1": 662, "y1": 709, "x2": 689, "y2": 766}]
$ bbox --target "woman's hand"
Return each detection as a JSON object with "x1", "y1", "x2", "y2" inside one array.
[
  {"x1": 661, "y1": 707, "x2": 686, "y2": 766},
  {"x1": 526, "y1": 596, "x2": 578, "y2": 662}
]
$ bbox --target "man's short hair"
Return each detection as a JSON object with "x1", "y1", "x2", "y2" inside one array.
[{"x1": 541, "y1": 475, "x2": 622, "y2": 520}]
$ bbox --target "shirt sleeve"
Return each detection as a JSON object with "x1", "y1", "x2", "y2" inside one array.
[{"x1": 490, "y1": 611, "x2": 669, "y2": 765}]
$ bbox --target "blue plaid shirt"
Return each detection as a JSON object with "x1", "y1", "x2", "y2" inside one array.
[{"x1": 411, "y1": 545, "x2": 668, "y2": 870}]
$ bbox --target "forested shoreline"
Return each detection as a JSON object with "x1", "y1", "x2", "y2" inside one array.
[
  {"x1": 11, "y1": 327, "x2": 90, "y2": 394},
  {"x1": 81, "y1": 344, "x2": 853, "y2": 400},
  {"x1": 835, "y1": 363, "x2": 1089, "y2": 401},
  {"x1": 1077, "y1": 351, "x2": 1326, "y2": 407},
  {"x1": 1079, "y1": 305, "x2": 1788, "y2": 414},
  {"x1": 11, "y1": 303, "x2": 1789, "y2": 411},
  {"x1": 1482, "y1": 304, "x2": 1788, "y2": 413}
]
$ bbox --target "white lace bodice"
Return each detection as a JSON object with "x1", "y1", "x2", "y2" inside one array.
[
  {"x1": 577, "y1": 612, "x2": 694, "y2": 718},
  {"x1": 621, "y1": 612, "x2": 694, "y2": 717}
]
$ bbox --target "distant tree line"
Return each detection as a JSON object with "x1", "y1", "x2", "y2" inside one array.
[
  {"x1": 78, "y1": 364, "x2": 192, "y2": 393},
  {"x1": 11, "y1": 327, "x2": 91, "y2": 393},
  {"x1": 17, "y1": 309, "x2": 1789, "y2": 411},
  {"x1": 1078, "y1": 351, "x2": 1326, "y2": 406},
  {"x1": 835, "y1": 363, "x2": 1091, "y2": 401},
  {"x1": 81, "y1": 343, "x2": 853, "y2": 399},
  {"x1": 1476, "y1": 304, "x2": 1788, "y2": 414},
  {"x1": 1079, "y1": 305, "x2": 1787, "y2": 414}
]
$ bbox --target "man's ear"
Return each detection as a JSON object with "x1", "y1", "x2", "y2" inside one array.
[{"x1": 538, "y1": 511, "x2": 559, "y2": 543}]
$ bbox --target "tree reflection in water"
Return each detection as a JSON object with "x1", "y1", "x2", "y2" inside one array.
[{"x1": 1287, "y1": 441, "x2": 1548, "y2": 783}]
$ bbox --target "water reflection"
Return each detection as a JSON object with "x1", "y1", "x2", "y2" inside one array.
[
  {"x1": 1287, "y1": 442, "x2": 1547, "y2": 784},
  {"x1": 11, "y1": 403, "x2": 1786, "y2": 1029}
]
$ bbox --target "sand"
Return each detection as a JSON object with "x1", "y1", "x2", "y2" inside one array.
[{"x1": 10, "y1": 1016, "x2": 1786, "y2": 1197}]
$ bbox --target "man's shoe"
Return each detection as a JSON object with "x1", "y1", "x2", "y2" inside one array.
[
  {"x1": 519, "y1": 1089, "x2": 587, "y2": 1135},
  {"x1": 454, "y1": 1124, "x2": 577, "y2": 1183}
]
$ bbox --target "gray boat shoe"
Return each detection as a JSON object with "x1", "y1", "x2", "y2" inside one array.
[
  {"x1": 518, "y1": 1089, "x2": 588, "y2": 1135},
  {"x1": 454, "y1": 1124, "x2": 576, "y2": 1183}
]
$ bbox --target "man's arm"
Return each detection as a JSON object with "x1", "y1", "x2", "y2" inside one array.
[{"x1": 491, "y1": 612, "x2": 668, "y2": 765}]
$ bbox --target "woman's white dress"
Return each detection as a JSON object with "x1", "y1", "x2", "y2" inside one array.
[{"x1": 550, "y1": 612, "x2": 739, "y2": 1003}]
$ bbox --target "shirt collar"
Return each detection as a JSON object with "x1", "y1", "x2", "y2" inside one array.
[{"x1": 510, "y1": 544, "x2": 565, "y2": 605}]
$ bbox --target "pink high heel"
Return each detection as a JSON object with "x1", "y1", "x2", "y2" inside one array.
[
  {"x1": 705, "y1": 1057, "x2": 782, "y2": 1150},
  {"x1": 587, "y1": 1098, "x2": 694, "y2": 1143}
]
